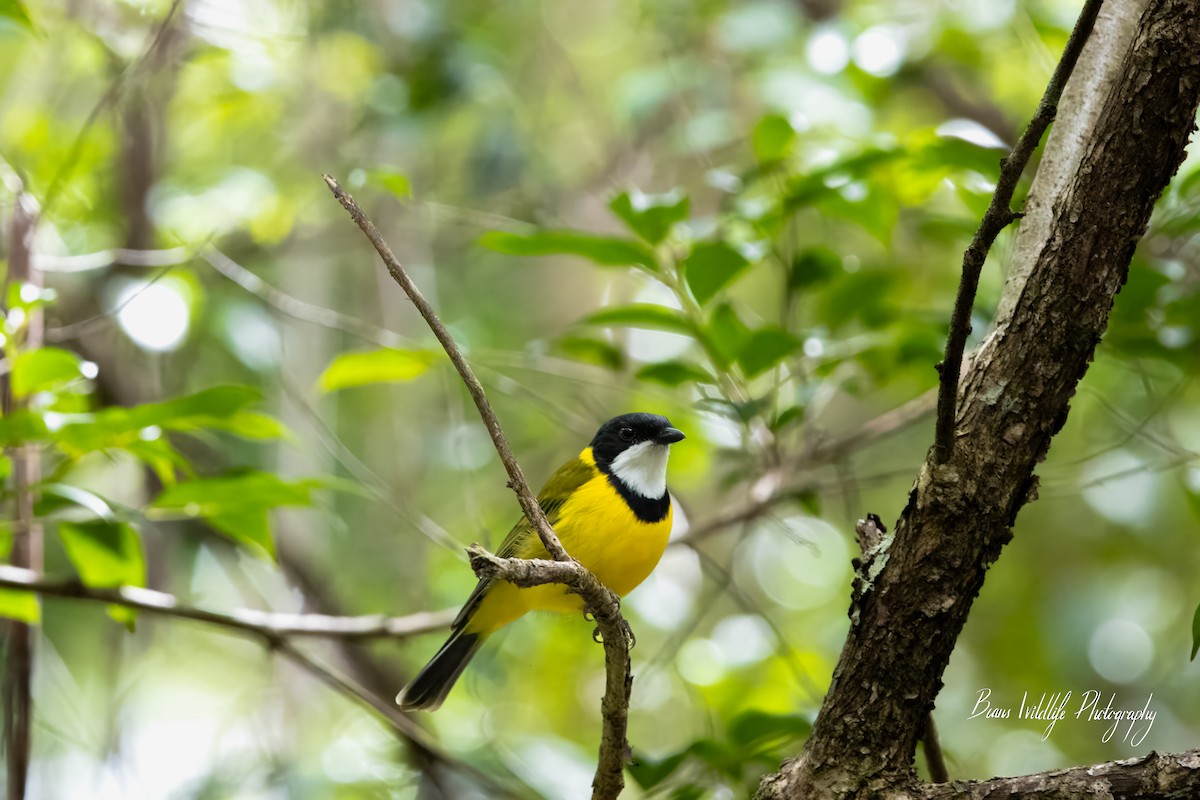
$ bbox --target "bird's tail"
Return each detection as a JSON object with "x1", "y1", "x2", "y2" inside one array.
[{"x1": 396, "y1": 629, "x2": 485, "y2": 711}]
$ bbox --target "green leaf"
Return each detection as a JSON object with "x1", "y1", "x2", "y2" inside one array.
[
  {"x1": 1191, "y1": 603, "x2": 1200, "y2": 661},
  {"x1": 479, "y1": 230, "x2": 658, "y2": 271},
  {"x1": 816, "y1": 268, "x2": 902, "y2": 331},
  {"x1": 709, "y1": 303, "x2": 750, "y2": 368},
  {"x1": 123, "y1": 438, "x2": 191, "y2": 486},
  {"x1": 209, "y1": 511, "x2": 273, "y2": 557},
  {"x1": 60, "y1": 519, "x2": 146, "y2": 629},
  {"x1": 580, "y1": 304, "x2": 695, "y2": 335},
  {"x1": 628, "y1": 749, "x2": 690, "y2": 790},
  {"x1": 557, "y1": 336, "x2": 624, "y2": 370},
  {"x1": 371, "y1": 170, "x2": 412, "y2": 198},
  {"x1": 149, "y1": 472, "x2": 316, "y2": 516},
  {"x1": 0, "y1": 410, "x2": 49, "y2": 447},
  {"x1": 696, "y1": 395, "x2": 771, "y2": 425},
  {"x1": 781, "y1": 147, "x2": 902, "y2": 212},
  {"x1": 6, "y1": 282, "x2": 57, "y2": 314},
  {"x1": 790, "y1": 248, "x2": 840, "y2": 289},
  {"x1": 12, "y1": 347, "x2": 86, "y2": 398},
  {"x1": 636, "y1": 360, "x2": 712, "y2": 387},
  {"x1": 609, "y1": 189, "x2": 689, "y2": 245},
  {"x1": 220, "y1": 411, "x2": 291, "y2": 440},
  {"x1": 317, "y1": 349, "x2": 436, "y2": 392},
  {"x1": 131, "y1": 386, "x2": 260, "y2": 426},
  {"x1": 728, "y1": 709, "x2": 812, "y2": 750},
  {"x1": 629, "y1": 739, "x2": 733, "y2": 790},
  {"x1": 914, "y1": 135, "x2": 1005, "y2": 179},
  {"x1": 685, "y1": 241, "x2": 750, "y2": 307},
  {"x1": 772, "y1": 404, "x2": 806, "y2": 431},
  {"x1": 35, "y1": 484, "x2": 116, "y2": 520},
  {"x1": 0, "y1": 590, "x2": 39, "y2": 623},
  {"x1": 0, "y1": 0, "x2": 34, "y2": 32},
  {"x1": 752, "y1": 114, "x2": 796, "y2": 164},
  {"x1": 59, "y1": 521, "x2": 145, "y2": 588},
  {"x1": 738, "y1": 327, "x2": 800, "y2": 377},
  {"x1": 47, "y1": 385, "x2": 283, "y2": 463},
  {"x1": 148, "y1": 472, "x2": 324, "y2": 558}
]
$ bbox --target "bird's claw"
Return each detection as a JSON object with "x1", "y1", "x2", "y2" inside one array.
[{"x1": 592, "y1": 618, "x2": 636, "y2": 648}]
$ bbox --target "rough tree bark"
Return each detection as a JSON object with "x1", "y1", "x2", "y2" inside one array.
[{"x1": 756, "y1": 1, "x2": 1200, "y2": 797}]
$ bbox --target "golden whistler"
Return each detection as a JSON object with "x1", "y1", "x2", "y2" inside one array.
[{"x1": 397, "y1": 413, "x2": 685, "y2": 711}]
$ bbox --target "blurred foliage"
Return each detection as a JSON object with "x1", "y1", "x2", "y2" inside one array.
[{"x1": 1, "y1": 0, "x2": 1199, "y2": 798}]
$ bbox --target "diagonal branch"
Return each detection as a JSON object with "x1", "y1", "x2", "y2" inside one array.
[
  {"x1": 933, "y1": 0, "x2": 1104, "y2": 464},
  {"x1": 324, "y1": 175, "x2": 634, "y2": 800}
]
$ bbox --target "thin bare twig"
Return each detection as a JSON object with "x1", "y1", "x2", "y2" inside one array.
[
  {"x1": 923, "y1": 714, "x2": 949, "y2": 784},
  {"x1": 36, "y1": 246, "x2": 193, "y2": 272},
  {"x1": 0, "y1": 565, "x2": 453, "y2": 640},
  {"x1": 324, "y1": 175, "x2": 633, "y2": 800},
  {"x1": 933, "y1": 0, "x2": 1104, "y2": 464},
  {"x1": 202, "y1": 247, "x2": 414, "y2": 350}
]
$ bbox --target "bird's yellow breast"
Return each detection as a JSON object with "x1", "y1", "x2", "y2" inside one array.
[
  {"x1": 552, "y1": 459, "x2": 673, "y2": 598},
  {"x1": 465, "y1": 448, "x2": 672, "y2": 633}
]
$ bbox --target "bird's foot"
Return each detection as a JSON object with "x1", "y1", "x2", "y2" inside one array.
[
  {"x1": 622, "y1": 617, "x2": 637, "y2": 649},
  {"x1": 590, "y1": 616, "x2": 636, "y2": 648}
]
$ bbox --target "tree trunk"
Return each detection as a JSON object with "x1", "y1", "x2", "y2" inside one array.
[{"x1": 756, "y1": 0, "x2": 1200, "y2": 796}]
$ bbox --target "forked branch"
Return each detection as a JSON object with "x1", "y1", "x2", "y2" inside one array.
[{"x1": 933, "y1": 0, "x2": 1104, "y2": 464}]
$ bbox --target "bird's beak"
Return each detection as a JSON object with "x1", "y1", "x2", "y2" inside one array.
[{"x1": 655, "y1": 427, "x2": 685, "y2": 445}]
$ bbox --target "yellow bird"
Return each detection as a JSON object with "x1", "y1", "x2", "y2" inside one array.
[{"x1": 397, "y1": 413, "x2": 685, "y2": 711}]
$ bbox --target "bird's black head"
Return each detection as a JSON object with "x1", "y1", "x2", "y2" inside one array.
[{"x1": 589, "y1": 412, "x2": 685, "y2": 468}]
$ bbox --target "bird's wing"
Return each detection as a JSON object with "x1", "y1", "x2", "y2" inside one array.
[{"x1": 452, "y1": 456, "x2": 596, "y2": 630}]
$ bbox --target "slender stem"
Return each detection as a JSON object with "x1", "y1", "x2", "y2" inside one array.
[
  {"x1": 933, "y1": 0, "x2": 1104, "y2": 464},
  {"x1": 2, "y1": 184, "x2": 41, "y2": 800},
  {"x1": 325, "y1": 176, "x2": 634, "y2": 800},
  {"x1": 922, "y1": 714, "x2": 949, "y2": 783}
]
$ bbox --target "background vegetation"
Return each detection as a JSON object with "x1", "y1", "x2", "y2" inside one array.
[{"x1": 1, "y1": 0, "x2": 1198, "y2": 797}]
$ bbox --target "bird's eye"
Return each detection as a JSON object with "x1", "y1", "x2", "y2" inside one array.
[{"x1": 618, "y1": 427, "x2": 635, "y2": 442}]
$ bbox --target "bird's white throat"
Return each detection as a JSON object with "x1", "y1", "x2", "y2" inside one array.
[{"x1": 609, "y1": 441, "x2": 670, "y2": 499}]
